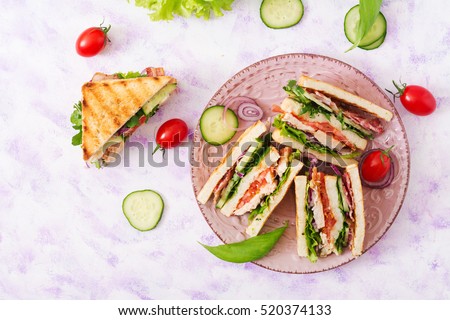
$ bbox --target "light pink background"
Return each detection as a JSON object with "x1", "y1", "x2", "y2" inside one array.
[{"x1": 0, "y1": 0, "x2": 449, "y2": 299}]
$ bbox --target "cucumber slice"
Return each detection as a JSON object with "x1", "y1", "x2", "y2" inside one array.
[
  {"x1": 142, "y1": 83, "x2": 177, "y2": 115},
  {"x1": 260, "y1": 0, "x2": 304, "y2": 29},
  {"x1": 359, "y1": 33, "x2": 386, "y2": 50},
  {"x1": 344, "y1": 5, "x2": 387, "y2": 47},
  {"x1": 122, "y1": 190, "x2": 164, "y2": 231},
  {"x1": 336, "y1": 177, "x2": 349, "y2": 213},
  {"x1": 200, "y1": 106, "x2": 238, "y2": 146}
]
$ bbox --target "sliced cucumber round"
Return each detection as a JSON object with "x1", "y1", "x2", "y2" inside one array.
[
  {"x1": 359, "y1": 33, "x2": 386, "y2": 50},
  {"x1": 200, "y1": 106, "x2": 238, "y2": 146},
  {"x1": 344, "y1": 5, "x2": 387, "y2": 47},
  {"x1": 260, "y1": 0, "x2": 304, "y2": 29},
  {"x1": 122, "y1": 190, "x2": 164, "y2": 231}
]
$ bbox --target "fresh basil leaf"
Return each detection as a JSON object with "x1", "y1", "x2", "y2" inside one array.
[
  {"x1": 346, "y1": 0, "x2": 383, "y2": 52},
  {"x1": 199, "y1": 223, "x2": 288, "y2": 263}
]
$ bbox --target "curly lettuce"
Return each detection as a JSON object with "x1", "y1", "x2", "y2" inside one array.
[{"x1": 133, "y1": 0, "x2": 235, "y2": 21}]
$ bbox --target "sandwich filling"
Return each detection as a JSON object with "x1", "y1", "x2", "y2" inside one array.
[
  {"x1": 282, "y1": 80, "x2": 386, "y2": 141},
  {"x1": 214, "y1": 134, "x2": 273, "y2": 209},
  {"x1": 272, "y1": 114, "x2": 359, "y2": 159},
  {"x1": 303, "y1": 167, "x2": 356, "y2": 262},
  {"x1": 247, "y1": 147, "x2": 300, "y2": 221}
]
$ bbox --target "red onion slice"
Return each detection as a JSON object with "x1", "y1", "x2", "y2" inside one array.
[
  {"x1": 222, "y1": 96, "x2": 263, "y2": 132},
  {"x1": 358, "y1": 149, "x2": 395, "y2": 189},
  {"x1": 237, "y1": 102, "x2": 263, "y2": 121},
  {"x1": 223, "y1": 96, "x2": 257, "y2": 108},
  {"x1": 330, "y1": 164, "x2": 342, "y2": 176}
]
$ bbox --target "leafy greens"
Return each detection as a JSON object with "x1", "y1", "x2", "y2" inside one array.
[
  {"x1": 70, "y1": 101, "x2": 82, "y2": 146},
  {"x1": 133, "y1": 0, "x2": 235, "y2": 21}
]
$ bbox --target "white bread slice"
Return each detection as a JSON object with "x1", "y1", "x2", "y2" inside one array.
[
  {"x1": 197, "y1": 121, "x2": 267, "y2": 204},
  {"x1": 298, "y1": 75, "x2": 393, "y2": 121},
  {"x1": 346, "y1": 164, "x2": 365, "y2": 256},
  {"x1": 272, "y1": 129, "x2": 357, "y2": 168},
  {"x1": 324, "y1": 176, "x2": 345, "y2": 255},
  {"x1": 313, "y1": 130, "x2": 345, "y2": 151},
  {"x1": 220, "y1": 146, "x2": 280, "y2": 217},
  {"x1": 294, "y1": 176, "x2": 308, "y2": 257},
  {"x1": 246, "y1": 159, "x2": 304, "y2": 237}
]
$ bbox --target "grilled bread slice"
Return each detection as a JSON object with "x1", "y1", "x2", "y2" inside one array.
[{"x1": 81, "y1": 76, "x2": 176, "y2": 161}]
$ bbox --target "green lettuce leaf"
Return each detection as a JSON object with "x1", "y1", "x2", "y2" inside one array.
[
  {"x1": 134, "y1": 0, "x2": 235, "y2": 21},
  {"x1": 248, "y1": 166, "x2": 291, "y2": 222},
  {"x1": 334, "y1": 221, "x2": 349, "y2": 255},
  {"x1": 115, "y1": 71, "x2": 145, "y2": 79},
  {"x1": 304, "y1": 183, "x2": 322, "y2": 263},
  {"x1": 283, "y1": 80, "x2": 332, "y2": 119}
]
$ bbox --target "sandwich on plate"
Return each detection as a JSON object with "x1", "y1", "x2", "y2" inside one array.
[
  {"x1": 272, "y1": 75, "x2": 393, "y2": 167},
  {"x1": 294, "y1": 164, "x2": 365, "y2": 262},
  {"x1": 197, "y1": 121, "x2": 304, "y2": 237},
  {"x1": 70, "y1": 67, "x2": 177, "y2": 168}
]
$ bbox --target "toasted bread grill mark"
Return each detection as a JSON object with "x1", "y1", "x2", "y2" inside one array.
[{"x1": 81, "y1": 76, "x2": 176, "y2": 161}]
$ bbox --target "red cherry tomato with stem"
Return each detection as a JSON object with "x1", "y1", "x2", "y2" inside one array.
[
  {"x1": 387, "y1": 80, "x2": 436, "y2": 116},
  {"x1": 76, "y1": 22, "x2": 111, "y2": 57},
  {"x1": 360, "y1": 146, "x2": 394, "y2": 183},
  {"x1": 153, "y1": 119, "x2": 189, "y2": 156}
]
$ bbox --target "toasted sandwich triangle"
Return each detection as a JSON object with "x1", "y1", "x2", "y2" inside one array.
[{"x1": 81, "y1": 76, "x2": 175, "y2": 161}]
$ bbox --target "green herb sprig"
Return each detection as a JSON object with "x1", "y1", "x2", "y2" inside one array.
[{"x1": 70, "y1": 101, "x2": 82, "y2": 146}]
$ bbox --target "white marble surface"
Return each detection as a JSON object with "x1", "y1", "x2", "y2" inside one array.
[{"x1": 1, "y1": 0, "x2": 449, "y2": 299}]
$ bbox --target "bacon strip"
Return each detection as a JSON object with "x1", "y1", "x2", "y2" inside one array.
[
  {"x1": 342, "y1": 172, "x2": 355, "y2": 221},
  {"x1": 144, "y1": 67, "x2": 165, "y2": 77},
  {"x1": 343, "y1": 110, "x2": 383, "y2": 134}
]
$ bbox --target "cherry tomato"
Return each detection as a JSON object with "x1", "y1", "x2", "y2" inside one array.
[
  {"x1": 388, "y1": 81, "x2": 436, "y2": 116},
  {"x1": 360, "y1": 148, "x2": 392, "y2": 182},
  {"x1": 76, "y1": 23, "x2": 111, "y2": 57},
  {"x1": 153, "y1": 119, "x2": 189, "y2": 155}
]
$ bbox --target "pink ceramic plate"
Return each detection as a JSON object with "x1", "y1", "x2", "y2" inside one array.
[{"x1": 191, "y1": 54, "x2": 410, "y2": 273}]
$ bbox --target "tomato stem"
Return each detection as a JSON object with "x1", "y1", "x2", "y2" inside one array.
[
  {"x1": 99, "y1": 19, "x2": 111, "y2": 43},
  {"x1": 386, "y1": 80, "x2": 407, "y2": 102},
  {"x1": 152, "y1": 144, "x2": 166, "y2": 158},
  {"x1": 380, "y1": 145, "x2": 395, "y2": 166}
]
